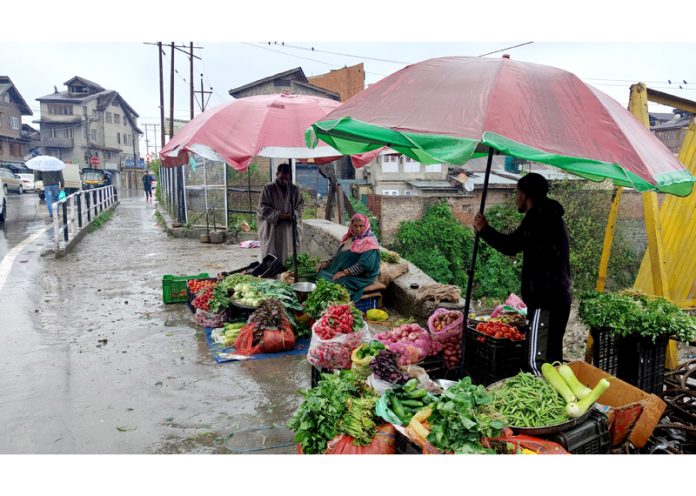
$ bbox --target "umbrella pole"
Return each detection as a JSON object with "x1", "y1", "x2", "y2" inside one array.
[
  {"x1": 289, "y1": 158, "x2": 299, "y2": 282},
  {"x1": 461, "y1": 146, "x2": 495, "y2": 375}
]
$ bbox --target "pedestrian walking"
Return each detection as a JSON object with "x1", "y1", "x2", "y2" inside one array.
[
  {"x1": 37, "y1": 169, "x2": 65, "y2": 216},
  {"x1": 142, "y1": 171, "x2": 155, "y2": 202}
]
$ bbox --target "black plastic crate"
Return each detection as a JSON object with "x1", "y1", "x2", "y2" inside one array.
[
  {"x1": 463, "y1": 326, "x2": 528, "y2": 386},
  {"x1": 591, "y1": 327, "x2": 620, "y2": 376},
  {"x1": 546, "y1": 409, "x2": 611, "y2": 454},
  {"x1": 617, "y1": 334, "x2": 668, "y2": 395},
  {"x1": 418, "y1": 354, "x2": 463, "y2": 381},
  {"x1": 394, "y1": 428, "x2": 421, "y2": 454}
]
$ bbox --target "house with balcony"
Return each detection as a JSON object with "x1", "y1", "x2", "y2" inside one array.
[
  {"x1": 0, "y1": 76, "x2": 34, "y2": 167},
  {"x1": 35, "y1": 76, "x2": 143, "y2": 188}
]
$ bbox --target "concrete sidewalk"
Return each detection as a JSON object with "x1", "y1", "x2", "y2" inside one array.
[{"x1": 0, "y1": 193, "x2": 305, "y2": 453}]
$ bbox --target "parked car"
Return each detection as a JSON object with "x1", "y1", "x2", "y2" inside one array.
[
  {"x1": 36, "y1": 163, "x2": 82, "y2": 200},
  {"x1": 0, "y1": 168, "x2": 23, "y2": 194},
  {"x1": 0, "y1": 175, "x2": 6, "y2": 224},
  {"x1": 17, "y1": 173, "x2": 35, "y2": 191}
]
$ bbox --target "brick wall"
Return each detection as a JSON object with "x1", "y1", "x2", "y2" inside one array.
[{"x1": 308, "y1": 64, "x2": 365, "y2": 102}]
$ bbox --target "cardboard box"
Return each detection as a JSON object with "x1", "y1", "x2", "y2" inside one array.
[{"x1": 567, "y1": 360, "x2": 666, "y2": 449}]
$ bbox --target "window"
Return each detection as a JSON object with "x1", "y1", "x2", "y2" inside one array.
[
  {"x1": 48, "y1": 104, "x2": 73, "y2": 115},
  {"x1": 10, "y1": 116, "x2": 20, "y2": 129},
  {"x1": 404, "y1": 190, "x2": 414, "y2": 196},
  {"x1": 49, "y1": 128, "x2": 58, "y2": 138},
  {"x1": 0, "y1": 112, "x2": 4, "y2": 127},
  {"x1": 403, "y1": 157, "x2": 420, "y2": 173},
  {"x1": 114, "y1": 114, "x2": 121, "y2": 125},
  {"x1": 90, "y1": 129, "x2": 97, "y2": 141},
  {"x1": 117, "y1": 132, "x2": 121, "y2": 144},
  {"x1": 65, "y1": 128, "x2": 73, "y2": 138},
  {"x1": 83, "y1": 106, "x2": 87, "y2": 115},
  {"x1": 92, "y1": 109, "x2": 97, "y2": 118},
  {"x1": 381, "y1": 155, "x2": 399, "y2": 173},
  {"x1": 425, "y1": 163, "x2": 442, "y2": 173},
  {"x1": 382, "y1": 189, "x2": 399, "y2": 196},
  {"x1": 106, "y1": 112, "x2": 112, "y2": 124},
  {"x1": 10, "y1": 142, "x2": 21, "y2": 156},
  {"x1": 123, "y1": 134, "x2": 129, "y2": 146}
]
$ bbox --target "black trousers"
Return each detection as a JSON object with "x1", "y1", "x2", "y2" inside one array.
[{"x1": 526, "y1": 302, "x2": 571, "y2": 374}]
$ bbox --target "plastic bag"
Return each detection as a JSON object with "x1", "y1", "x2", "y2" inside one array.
[
  {"x1": 427, "y1": 308, "x2": 464, "y2": 369},
  {"x1": 233, "y1": 322, "x2": 295, "y2": 355},
  {"x1": 58, "y1": 190, "x2": 66, "y2": 200},
  {"x1": 404, "y1": 409, "x2": 442, "y2": 455},
  {"x1": 403, "y1": 364, "x2": 444, "y2": 395},
  {"x1": 490, "y1": 429, "x2": 569, "y2": 454},
  {"x1": 325, "y1": 424, "x2": 397, "y2": 455},
  {"x1": 351, "y1": 344, "x2": 374, "y2": 380},
  {"x1": 307, "y1": 321, "x2": 366, "y2": 370},
  {"x1": 195, "y1": 308, "x2": 227, "y2": 328},
  {"x1": 491, "y1": 293, "x2": 527, "y2": 318},
  {"x1": 375, "y1": 324, "x2": 432, "y2": 366},
  {"x1": 366, "y1": 373, "x2": 396, "y2": 396},
  {"x1": 375, "y1": 392, "x2": 403, "y2": 425}
]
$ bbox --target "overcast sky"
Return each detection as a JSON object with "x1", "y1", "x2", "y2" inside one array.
[{"x1": 3, "y1": 1, "x2": 696, "y2": 159}]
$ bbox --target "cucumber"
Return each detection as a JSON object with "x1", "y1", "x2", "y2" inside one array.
[
  {"x1": 391, "y1": 395, "x2": 408, "y2": 421},
  {"x1": 405, "y1": 388, "x2": 428, "y2": 399},
  {"x1": 400, "y1": 399, "x2": 425, "y2": 408},
  {"x1": 403, "y1": 378, "x2": 419, "y2": 392}
]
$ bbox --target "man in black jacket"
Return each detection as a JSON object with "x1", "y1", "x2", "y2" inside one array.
[{"x1": 473, "y1": 172, "x2": 571, "y2": 373}]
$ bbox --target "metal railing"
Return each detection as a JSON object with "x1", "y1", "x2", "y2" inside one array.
[{"x1": 52, "y1": 185, "x2": 118, "y2": 253}]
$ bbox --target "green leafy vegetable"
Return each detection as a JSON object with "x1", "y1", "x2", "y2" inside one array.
[
  {"x1": 426, "y1": 377, "x2": 505, "y2": 454},
  {"x1": 304, "y1": 279, "x2": 351, "y2": 320}
]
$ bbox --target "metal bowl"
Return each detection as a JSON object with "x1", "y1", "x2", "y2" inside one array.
[
  {"x1": 292, "y1": 282, "x2": 317, "y2": 293},
  {"x1": 486, "y1": 377, "x2": 594, "y2": 435}
]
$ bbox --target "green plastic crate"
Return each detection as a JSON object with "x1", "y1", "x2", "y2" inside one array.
[{"x1": 162, "y1": 273, "x2": 210, "y2": 304}]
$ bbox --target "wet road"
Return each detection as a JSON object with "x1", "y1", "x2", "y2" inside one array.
[
  {"x1": 0, "y1": 191, "x2": 54, "y2": 259},
  {"x1": 0, "y1": 192, "x2": 307, "y2": 454}
]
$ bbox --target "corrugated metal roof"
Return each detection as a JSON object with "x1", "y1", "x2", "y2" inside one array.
[{"x1": 406, "y1": 180, "x2": 458, "y2": 189}]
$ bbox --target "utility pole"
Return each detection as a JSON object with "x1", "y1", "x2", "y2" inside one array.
[
  {"x1": 189, "y1": 42, "x2": 194, "y2": 120},
  {"x1": 169, "y1": 41, "x2": 175, "y2": 141},
  {"x1": 195, "y1": 73, "x2": 213, "y2": 112},
  {"x1": 158, "y1": 42, "x2": 165, "y2": 151},
  {"x1": 144, "y1": 124, "x2": 150, "y2": 156}
]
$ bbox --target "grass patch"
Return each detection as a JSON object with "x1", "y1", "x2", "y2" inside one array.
[{"x1": 87, "y1": 209, "x2": 114, "y2": 233}]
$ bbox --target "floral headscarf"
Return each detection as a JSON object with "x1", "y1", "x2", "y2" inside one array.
[{"x1": 341, "y1": 214, "x2": 380, "y2": 253}]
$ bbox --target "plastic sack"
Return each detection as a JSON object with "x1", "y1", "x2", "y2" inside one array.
[
  {"x1": 375, "y1": 392, "x2": 403, "y2": 425},
  {"x1": 58, "y1": 190, "x2": 66, "y2": 200},
  {"x1": 351, "y1": 344, "x2": 374, "y2": 380},
  {"x1": 325, "y1": 424, "x2": 397, "y2": 455},
  {"x1": 195, "y1": 308, "x2": 227, "y2": 328},
  {"x1": 366, "y1": 373, "x2": 396, "y2": 396},
  {"x1": 375, "y1": 324, "x2": 433, "y2": 366},
  {"x1": 307, "y1": 321, "x2": 366, "y2": 370},
  {"x1": 427, "y1": 308, "x2": 464, "y2": 369},
  {"x1": 233, "y1": 322, "x2": 295, "y2": 355},
  {"x1": 490, "y1": 429, "x2": 569, "y2": 454},
  {"x1": 491, "y1": 293, "x2": 527, "y2": 318}
]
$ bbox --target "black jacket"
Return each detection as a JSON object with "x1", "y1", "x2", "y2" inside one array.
[{"x1": 480, "y1": 198, "x2": 571, "y2": 309}]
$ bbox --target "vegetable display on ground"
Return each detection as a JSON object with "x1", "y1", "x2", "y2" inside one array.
[{"x1": 303, "y1": 279, "x2": 351, "y2": 320}]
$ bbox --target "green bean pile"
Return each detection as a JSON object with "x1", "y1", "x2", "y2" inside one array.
[{"x1": 490, "y1": 372, "x2": 569, "y2": 428}]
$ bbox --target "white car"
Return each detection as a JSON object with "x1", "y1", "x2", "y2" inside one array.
[
  {"x1": 17, "y1": 173, "x2": 35, "y2": 192},
  {"x1": 0, "y1": 176, "x2": 6, "y2": 223}
]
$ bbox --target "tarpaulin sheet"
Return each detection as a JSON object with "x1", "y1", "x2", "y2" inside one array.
[{"x1": 204, "y1": 327, "x2": 309, "y2": 363}]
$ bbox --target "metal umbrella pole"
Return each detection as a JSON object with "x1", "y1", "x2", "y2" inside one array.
[
  {"x1": 461, "y1": 146, "x2": 495, "y2": 377},
  {"x1": 289, "y1": 158, "x2": 299, "y2": 282}
]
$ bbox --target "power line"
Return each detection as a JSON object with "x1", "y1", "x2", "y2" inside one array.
[
  {"x1": 262, "y1": 42, "x2": 411, "y2": 65},
  {"x1": 238, "y1": 42, "x2": 390, "y2": 78},
  {"x1": 477, "y1": 41, "x2": 534, "y2": 57}
]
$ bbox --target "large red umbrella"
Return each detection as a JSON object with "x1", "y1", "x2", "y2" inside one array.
[
  {"x1": 307, "y1": 55, "x2": 695, "y2": 367},
  {"x1": 308, "y1": 55, "x2": 694, "y2": 196},
  {"x1": 160, "y1": 92, "x2": 376, "y2": 170}
]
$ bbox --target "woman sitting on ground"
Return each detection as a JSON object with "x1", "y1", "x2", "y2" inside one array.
[{"x1": 317, "y1": 214, "x2": 381, "y2": 302}]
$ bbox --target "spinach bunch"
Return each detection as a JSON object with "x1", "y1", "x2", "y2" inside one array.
[{"x1": 426, "y1": 377, "x2": 506, "y2": 454}]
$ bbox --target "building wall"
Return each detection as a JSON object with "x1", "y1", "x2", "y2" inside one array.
[
  {"x1": 308, "y1": 64, "x2": 365, "y2": 102},
  {"x1": 0, "y1": 101, "x2": 26, "y2": 162},
  {"x1": 654, "y1": 127, "x2": 689, "y2": 154}
]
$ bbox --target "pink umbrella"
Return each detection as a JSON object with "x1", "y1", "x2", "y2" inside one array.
[{"x1": 160, "y1": 92, "x2": 375, "y2": 170}]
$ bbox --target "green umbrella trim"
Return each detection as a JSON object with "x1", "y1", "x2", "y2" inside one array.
[{"x1": 308, "y1": 118, "x2": 695, "y2": 197}]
